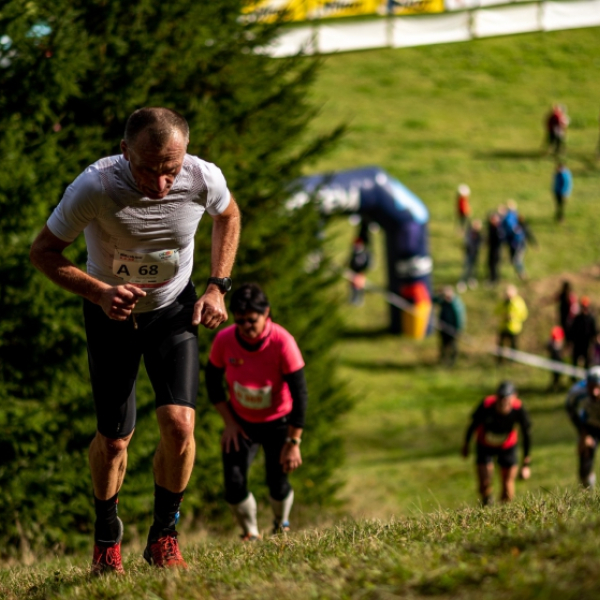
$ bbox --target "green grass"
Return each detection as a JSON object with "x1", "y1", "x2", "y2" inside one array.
[
  {"x1": 308, "y1": 28, "x2": 600, "y2": 272},
  {"x1": 4, "y1": 25, "x2": 600, "y2": 599},
  {"x1": 308, "y1": 27, "x2": 600, "y2": 518},
  {"x1": 3, "y1": 490, "x2": 600, "y2": 599}
]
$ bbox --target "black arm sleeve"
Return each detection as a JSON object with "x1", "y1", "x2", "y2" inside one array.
[
  {"x1": 205, "y1": 360, "x2": 227, "y2": 405},
  {"x1": 519, "y1": 407, "x2": 532, "y2": 459},
  {"x1": 465, "y1": 402, "x2": 484, "y2": 445},
  {"x1": 465, "y1": 421, "x2": 477, "y2": 446},
  {"x1": 284, "y1": 368, "x2": 308, "y2": 429},
  {"x1": 565, "y1": 394, "x2": 581, "y2": 429}
]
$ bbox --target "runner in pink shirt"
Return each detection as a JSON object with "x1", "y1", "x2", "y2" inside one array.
[{"x1": 205, "y1": 284, "x2": 308, "y2": 539}]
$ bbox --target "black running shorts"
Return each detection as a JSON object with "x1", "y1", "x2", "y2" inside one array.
[
  {"x1": 84, "y1": 281, "x2": 199, "y2": 439},
  {"x1": 476, "y1": 443, "x2": 518, "y2": 469}
]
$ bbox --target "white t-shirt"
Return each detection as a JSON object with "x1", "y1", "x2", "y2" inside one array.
[{"x1": 47, "y1": 154, "x2": 231, "y2": 312}]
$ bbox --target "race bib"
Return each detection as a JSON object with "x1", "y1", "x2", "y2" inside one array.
[
  {"x1": 234, "y1": 381, "x2": 272, "y2": 410},
  {"x1": 484, "y1": 431, "x2": 508, "y2": 447},
  {"x1": 112, "y1": 248, "x2": 179, "y2": 287}
]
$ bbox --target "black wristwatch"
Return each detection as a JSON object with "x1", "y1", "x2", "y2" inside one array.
[{"x1": 207, "y1": 277, "x2": 232, "y2": 293}]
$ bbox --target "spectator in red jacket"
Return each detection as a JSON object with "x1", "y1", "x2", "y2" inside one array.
[
  {"x1": 456, "y1": 184, "x2": 471, "y2": 229},
  {"x1": 546, "y1": 104, "x2": 569, "y2": 155}
]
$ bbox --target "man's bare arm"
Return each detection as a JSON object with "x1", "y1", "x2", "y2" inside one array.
[
  {"x1": 30, "y1": 225, "x2": 106, "y2": 301},
  {"x1": 193, "y1": 195, "x2": 241, "y2": 328},
  {"x1": 210, "y1": 195, "x2": 241, "y2": 279},
  {"x1": 30, "y1": 225, "x2": 145, "y2": 320}
]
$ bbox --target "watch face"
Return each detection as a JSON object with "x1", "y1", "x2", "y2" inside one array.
[{"x1": 209, "y1": 277, "x2": 232, "y2": 292}]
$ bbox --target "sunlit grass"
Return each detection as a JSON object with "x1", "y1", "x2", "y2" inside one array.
[
  {"x1": 311, "y1": 27, "x2": 600, "y2": 518},
  {"x1": 3, "y1": 25, "x2": 600, "y2": 600},
  {"x1": 5, "y1": 490, "x2": 600, "y2": 599}
]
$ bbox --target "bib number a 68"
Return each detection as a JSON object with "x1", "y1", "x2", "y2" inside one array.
[{"x1": 113, "y1": 248, "x2": 179, "y2": 286}]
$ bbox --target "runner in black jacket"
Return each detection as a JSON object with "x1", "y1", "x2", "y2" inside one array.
[{"x1": 462, "y1": 381, "x2": 532, "y2": 505}]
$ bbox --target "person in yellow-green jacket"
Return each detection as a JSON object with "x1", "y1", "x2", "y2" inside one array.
[{"x1": 496, "y1": 284, "x2": 528, "y2": 361}]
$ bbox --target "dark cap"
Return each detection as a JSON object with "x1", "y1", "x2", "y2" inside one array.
[{"x1": 496, "y1": 381, "x2": 516, "y2": 398}]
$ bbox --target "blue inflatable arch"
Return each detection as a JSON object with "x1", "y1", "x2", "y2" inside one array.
[{"x1": 290, "y1": 166, "x2": 433, "y2": 334}]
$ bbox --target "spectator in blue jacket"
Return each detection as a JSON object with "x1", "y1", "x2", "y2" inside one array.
[
  {"x1": 501, "y1": 200, "x2": 520, "y2": 274},
  {"x1": 502, "y1": 200, "x2": 519, "y2": 236},
  {"x1": 510, "y1": 215, "x2": 537, "y2": 281},
  {"x1": 553, "y1": 163, "x2": 573, "y2": 222}
]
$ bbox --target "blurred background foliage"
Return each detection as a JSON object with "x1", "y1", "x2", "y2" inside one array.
[{"x1": 0, "y1": 0, "x2": 350, "y2": 555}]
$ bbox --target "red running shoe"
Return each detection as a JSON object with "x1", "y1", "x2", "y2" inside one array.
[
  {"x1": 91, "y1": 518, "x2": 125, "y2": 575},
  {"x1": 143, "y1": 530, "x2": 188, "y2": 569}
]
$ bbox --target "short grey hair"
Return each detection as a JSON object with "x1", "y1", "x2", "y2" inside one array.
[{"x1": 124, "y1": 107, "x2": 189, "y2": 147}]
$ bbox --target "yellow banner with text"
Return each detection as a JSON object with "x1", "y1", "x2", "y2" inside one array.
[
  {"x1": 242, "y1": 0, "x2": 442, "y2": 22},
  {"x1": 386, "y1": 0, "x2": 444, "y2": 15}
]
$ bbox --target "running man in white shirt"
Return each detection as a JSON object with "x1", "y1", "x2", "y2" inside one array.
[{"x1": 30, "y1": 107, "x2": 241, "y2": 573}]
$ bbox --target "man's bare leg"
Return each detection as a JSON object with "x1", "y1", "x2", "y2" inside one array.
[
  {"x1": 145, "y1": 406, "x2": 195, "y2": 568},
  {"x1": 477, "y1": 463, "x2": 494, "y2": 506},
  {"x1": 149, "y1": 406, "x2": 195, "y2": 528},
  {"x1": 89, "y1": 431, "x2": 133, "y2": 548},
  {"x1": 500, "y1": 465, "x2": 519, "y2": 502},
  {"x1": 89, "y1": 431, "x2": 134, "y2": 499},
  {"x1": 154, "y1": 405, "x2": 196, "y2": 492}
]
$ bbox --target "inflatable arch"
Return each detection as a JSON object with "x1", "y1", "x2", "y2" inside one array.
[{"x1": 289, "y1": 166, "x2": 433, "y2": 336}]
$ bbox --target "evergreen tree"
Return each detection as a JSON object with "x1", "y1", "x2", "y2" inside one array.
[{"x1": 0, "y1": 0, "x2": 348, "y2": 554}]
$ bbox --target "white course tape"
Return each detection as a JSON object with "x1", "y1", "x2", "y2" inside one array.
[
  {"x1": 492, "y1": 346, "x2": 586, "y2": 378},
  {"x1": 346, "y1": 271, "x2": 587, "y2": 378}
]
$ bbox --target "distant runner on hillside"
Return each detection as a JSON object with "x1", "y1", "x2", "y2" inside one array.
[
  {"x1": 495, "y1": 284, "x2": 528, "y2": 362},
  {"x1": 545, "y1": 104, "x2": 569, "y2": 155},
  {"x1": 552, "y1": 163, "x2": 572, "y2": 223},
  {"x1": 432, "y1": 286, "x2": 466, "y2": 367},
  {"x1": 570, "y1": 296, "x2": 597, "y2": 377},
  {"x1": 462, "y1": 381, "x2": 532, "y2": 506},
  {"x1": 459, "y1": 218, "x2": 482, "y2": 290},
  {"x1": 565, "y1": 367, "x2": 600, "y2": 487},
  {"x1": 205, "y1": 284, "x2": 308, "y2": 540},
  {"x1": 348, "y1": 237, "x2": 371, "y2": 306},
  {"x1": 546, "y1": 325, "x2": 565, "y2": 392},
  {"x1": 30, "y1": 107, "x2": 241, "y2": 574},
  {"x1": 486, "y1": 211, "x2": 504, "y2": 285},
  {"x1": 456, "y1": 184, "x2": 471, "y2": 229}
]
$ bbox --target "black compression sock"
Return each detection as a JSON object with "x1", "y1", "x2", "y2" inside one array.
[
  {"x1": 94, "y1": 492, "x2": 121, "y2": 545},
  {"x1": 149, "y1": 484, "x2": 184, "y2": 540}
]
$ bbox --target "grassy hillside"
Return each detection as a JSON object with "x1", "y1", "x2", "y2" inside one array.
[
  {"x1": 3, "y1": 26, "x2": 600, "y2": 600},
  {"x1": 3, "y1": 490, "x2": 600, "y2": 599},
  {"x1": 306, "y1": 27, "x2": 600, "y2": 517}
]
